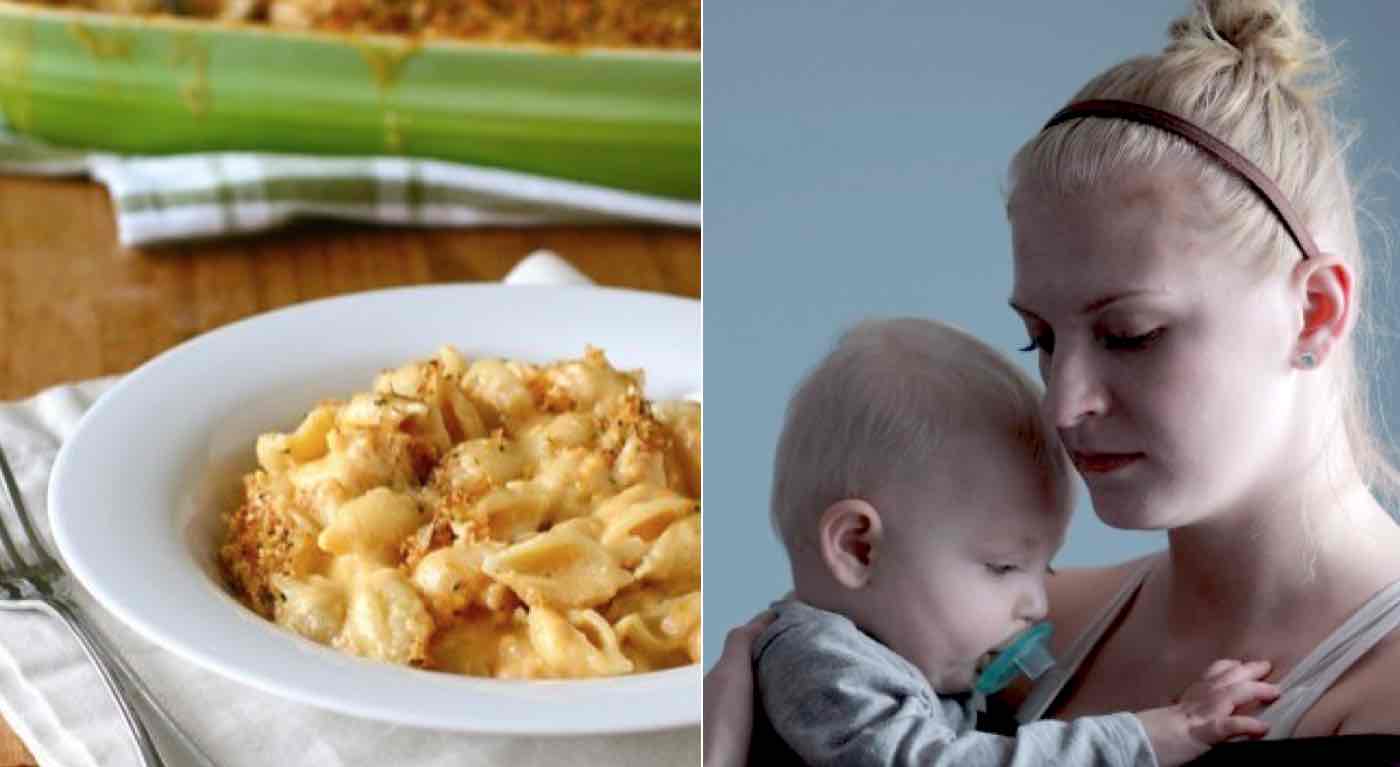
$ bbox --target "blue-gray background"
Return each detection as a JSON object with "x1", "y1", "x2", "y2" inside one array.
[{"x1": 702, "y1": 2, "x2": 1400, "y2": 669}]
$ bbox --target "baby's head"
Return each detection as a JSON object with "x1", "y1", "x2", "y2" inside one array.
[{"x1": 771, "y1": 317, "x2": 1074, "y2": 693}]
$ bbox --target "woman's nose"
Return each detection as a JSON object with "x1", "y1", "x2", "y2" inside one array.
[{"x1": 1042, "y1": 346, "x2": 1109, "y2": 429}]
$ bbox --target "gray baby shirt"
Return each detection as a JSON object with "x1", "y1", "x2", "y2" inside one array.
[{"x1": 750, "y1": 599, "x2": 1157, "y2": 767}]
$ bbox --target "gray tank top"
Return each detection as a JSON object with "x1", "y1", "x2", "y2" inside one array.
[{"x1": 1016, "y1": 554, "x2": 1400, "y2": 739}]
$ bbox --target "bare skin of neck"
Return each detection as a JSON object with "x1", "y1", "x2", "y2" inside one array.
[{"x1": 1158, "y1": 476, "x2": 1400, "y2": 658}]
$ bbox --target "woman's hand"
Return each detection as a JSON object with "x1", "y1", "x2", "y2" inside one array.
[{"x1": 702, "y1": 611, "x2": 777, "y2": 767}]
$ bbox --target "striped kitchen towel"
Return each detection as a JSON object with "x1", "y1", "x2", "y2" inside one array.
[{"x1": 0, "y1": 118, "x2": 701, "y2": 247}]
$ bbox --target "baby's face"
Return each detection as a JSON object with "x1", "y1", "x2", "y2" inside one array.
[{"x1": 863, "y1": 430, "x2": 1070, "y2": 694}]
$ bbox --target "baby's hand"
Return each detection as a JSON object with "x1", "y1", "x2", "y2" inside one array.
[{"x1": 1135, "y1": 659, "x2": 1281, "y2": 767}]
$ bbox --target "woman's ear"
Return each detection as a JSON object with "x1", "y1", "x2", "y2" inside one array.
[
  {"x1": 1289, "y1": 254, "x2": 1354, "y2": 369},
  {"x1": 818, "y1": 498, "x2": 883, "y2": 590}
]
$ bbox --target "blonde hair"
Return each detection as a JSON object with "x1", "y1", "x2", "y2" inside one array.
[
  {"x1": 769, "y1": 317, "x2": 1069, "y2": 555},
  {"x1": 1006, "y1": 0, "x2": 1400, "y2": 505}
]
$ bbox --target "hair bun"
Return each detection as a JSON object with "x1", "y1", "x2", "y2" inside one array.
[{"x1": 1167, "y1": 0, "x2": 1331, "y2": 90}]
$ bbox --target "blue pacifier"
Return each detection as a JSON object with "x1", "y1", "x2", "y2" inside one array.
[{"x1": 973, "y1": 622, "x2": 1056, "y2": 696}]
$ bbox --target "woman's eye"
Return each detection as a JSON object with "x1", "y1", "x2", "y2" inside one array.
[
  {"x1": 1018, "y1": 333, "x2": 1054, "y2": 355},
  {"x1": 1103, "y1": 327, "x2": 1165, "y2": 351},
  {"x1": 985, "y1": 563, "x2": 1019, "y2": 576}
]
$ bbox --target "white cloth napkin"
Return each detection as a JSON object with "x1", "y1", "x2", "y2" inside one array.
[
  {"x1": 0, "y1": 252, "x2": 699, "y2": 767},
  {"x1": 0, "y1": 119, "x2": 701, "y2": 248}
]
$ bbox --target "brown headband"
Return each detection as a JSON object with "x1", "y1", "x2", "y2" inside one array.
[{"x1": 1043, "y1": 99, "x2": 1319, "y2": 261}]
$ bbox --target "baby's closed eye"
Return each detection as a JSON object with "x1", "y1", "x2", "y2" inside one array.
[{"x1": 985, "y1": 562, "x2": 1057, "y2": 577}]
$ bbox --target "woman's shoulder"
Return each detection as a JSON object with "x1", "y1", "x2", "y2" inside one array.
[
  {"x1": 1327, "y1": 628, "x2": 1400, "y2": 735},
  {"x1": 1290, "y1": 569, "x2": 1400, "y2": 736}
]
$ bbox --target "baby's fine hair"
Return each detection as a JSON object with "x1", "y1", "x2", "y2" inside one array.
[
  {"x1": 1007, "y1": 0, "x2": 1400, "y2": 503},
  {"x1": 769, "y1": 317, "x2": 1067, "y2": 553}
]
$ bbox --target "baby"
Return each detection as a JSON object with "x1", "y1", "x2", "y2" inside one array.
[{"x1": 751, "y1": 318, "x2": 1278, "y2": 767}]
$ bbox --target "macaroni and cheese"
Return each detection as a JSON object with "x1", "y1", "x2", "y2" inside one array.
[
  {"x1": 19, "y1": 0, "x2": 702, "y2": 50},
  {"x1": 219, "y1": 345, "x2": 701, "y2": 679}
]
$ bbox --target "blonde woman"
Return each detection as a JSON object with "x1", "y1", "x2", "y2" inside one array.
[{"x1": 706, "y1": 1, "x2": 1400, "y2": 763}]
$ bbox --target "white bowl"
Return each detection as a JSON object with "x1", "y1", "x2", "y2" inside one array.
[{"x1": 49, "y1": 283, "x2": 701, "y2": 735}]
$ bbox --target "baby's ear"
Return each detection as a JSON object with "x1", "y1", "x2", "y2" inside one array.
[{"x1": 818, "y1": 499, "x2": 883, "y2": 589}]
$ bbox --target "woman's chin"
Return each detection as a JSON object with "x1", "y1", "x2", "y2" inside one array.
[{"x1": 1087, "y1": 490, "x2": 1181, "y2": 531}]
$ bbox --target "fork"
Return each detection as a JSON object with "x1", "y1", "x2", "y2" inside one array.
[{"x1": 0, "y1": 447, "x2": 216, "y2": 767}]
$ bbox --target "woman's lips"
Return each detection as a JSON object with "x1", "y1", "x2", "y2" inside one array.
[{"x1": 1072, "y1": 451, "x2": 1144, "y2": 474}]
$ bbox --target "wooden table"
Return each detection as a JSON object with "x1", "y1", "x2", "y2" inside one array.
[{"x1": 0, "y1": 174, "x2": 700, "y2": 765}]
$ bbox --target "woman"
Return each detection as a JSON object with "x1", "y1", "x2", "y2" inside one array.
[{"x1": 706, "y1": 0, "x2": 1400, "y2": 762}]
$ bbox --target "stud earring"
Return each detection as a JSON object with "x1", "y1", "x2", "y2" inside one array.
[{"x1": 1298, "y1": 351, "x2": 1317, "y2": 369}]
